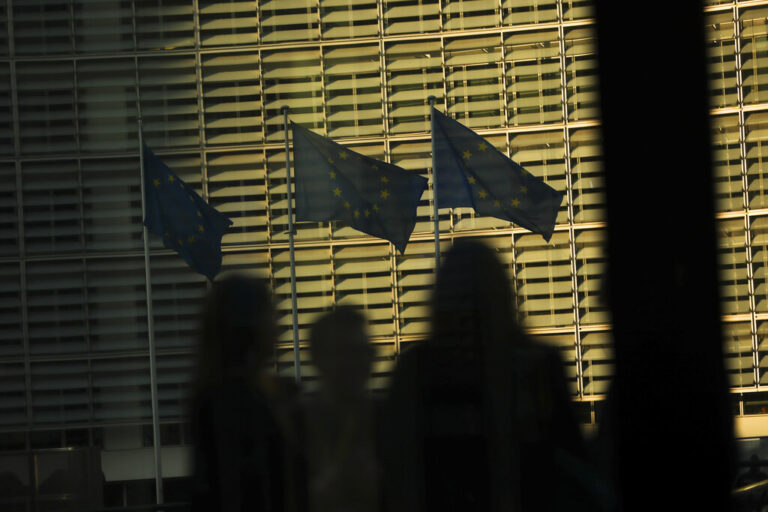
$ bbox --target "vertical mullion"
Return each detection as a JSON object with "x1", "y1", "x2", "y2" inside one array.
[
  {"x1": 558, "y1": 0, "x2": 584, "y2": 397},
  {"x1": 733, "y1": 4, "x2": 759, "y2": 388}
]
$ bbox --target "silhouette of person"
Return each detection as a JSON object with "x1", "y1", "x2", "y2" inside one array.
[
  {"x1": 189, "y1": 274, "x2": 305, "y2": 512},
  {"x1": 382, "y1": 239, "x2": 602, "y2": 512},
  {"x1": 304, "y1": 307, "x2": 380, "y2": 512}
]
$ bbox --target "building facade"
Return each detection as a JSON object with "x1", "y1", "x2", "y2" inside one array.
[{"x1": 0, "y1": 0, "x2": 764, "y2": 506}]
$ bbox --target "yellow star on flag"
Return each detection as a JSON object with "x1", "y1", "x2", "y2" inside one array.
[
  {"x1": 478, "y1": 142, "x2": 488, "y2": 151},
  {"x1": 380, "y1": 189, "x2": 390, "y2": 199},
  {"x1": 381, "y1": 176, "x2": 389, "y2": 184},
  {"x1": 344, "y1": 201, "x2": 351, "y2": 209},
  {"x1": 168, "y1": 175, "x2": 175, "y2": 183},
  {"x1": 478, "y1": 190, "x2": 487, "y2": 199},
  {"x1": 153, "y1": 178, "x2": 161, "y2": 187},
  {"x1": 333, "y1": 187, "x2": 342, "y2": 197},
  {"x1": 198, "y1": 225, "x2": 205, "y2": 232},
  {"x1": 494, "y1": 200, "x2": 501, "y2": 207},
  {"x1": 339, "y1": 151, "x2": 348, "y2": 159},
  {"x1": 187, "y1": 236, "x2": 196, "y2": 243},
  {"x1": 354, "y1": 209, "x2": 360, "y2": 218},
  {"x1": 329, "y1": 171, "x2": 336, "y2": 179},
  {"x1": 463, "y1": 150, "x2": 471, "y2": 160},
  {"x1": 511, "y1": 198, "x2": 520, "y2": 207},
  {"x1": 364, "y1": 209, "x2": 370, "y2": 217},
  {"x1": 197, "y1": 211, "x2": 202, "y2": 217},
  {"x1": 521, "y1": 185, "x2": 528, "y2": 194},
  {"x1": 373, "y1": 204, "x2": 380, "y2": 212},
  {"x1": 372, "y1": 164, "x2": 378, "y2": 170},
  {"x1": 468, "y1": 176, "x2": 476, "y2": 184},
  {"x1": 327, "y1": 157, "x2": 334, "y2": 164},
  {"x1": 177, "y1": 238, "x2": 183, "y2": 245}
]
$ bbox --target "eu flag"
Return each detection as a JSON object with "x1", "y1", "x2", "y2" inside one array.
[
  {"x1": 291, "y1": 122, "x2": 428, "y2": 253},
  {"x1": 431, "y1": 107, "x2": 564, "y2": 242},
  {"x1": 142, "y1": 145, "x2": 233, "y2": 280}
]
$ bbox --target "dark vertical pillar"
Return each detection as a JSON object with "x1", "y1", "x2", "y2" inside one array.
[{"x1": 594, "y1": 2, "x2": 734, "y2": 510}]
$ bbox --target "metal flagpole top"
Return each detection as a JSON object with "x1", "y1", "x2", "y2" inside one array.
[{"x1": 427, "y1": 95, "x2": 436, "y2": 106}]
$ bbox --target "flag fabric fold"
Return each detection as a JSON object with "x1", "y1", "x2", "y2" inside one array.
[
  {"x1": 430, "y1": 107, "x2": 564, "y2": 242},
  {"x1": 142, "y1": 145, "x2": 233, "y2": 280},
  {"x1": 291, "y1": 122, "x2": 428, "y2": 253}
]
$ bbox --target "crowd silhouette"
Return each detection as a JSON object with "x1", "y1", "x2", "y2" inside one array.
[{"x1": 188, "y1": 240, "x2": 613, "y2": 512}]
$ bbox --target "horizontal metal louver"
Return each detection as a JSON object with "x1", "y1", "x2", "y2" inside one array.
[
  {"x1": 574, "y1": 228, "x2": 608, "y2": 325},
  {"x1": 724, "y1": 321, "x2": 754, "y2": 388},
  {"x1": 561, "y1": 0, "x2": 592, "y2": 22},
  {"x1": 0, "y1": 0, "x2": 7, "y2": 57},
  {"x1": 81, "y1": 156, "x2": 144, "y2": 252},
  {"x1": 91, "y1": 356, "x2": 152, "y2": 422},
  {"x1": 134, "y1": 0, "x2": 194, "y2": 51},
  {"x1": 0, "y1": 161, "x2": 17, "y2": 254},
  {"x1": 156, "y1": 353, "x2": 195, "y2": 419},
  {"x1": 515, "y1": 231, "x2": 573, "y2": 328},
  {"x1": 564, "y1": 27, "x2": 599, "y2": 122},
  {"x1": 706, "y1": 11, "x2": 737, "y2": 108},
  {"x1": 711, "y1": 114, "x2": 743, "y2": 212},
  {"x1": 262, "y1": 48, "x2": 323, "y2": 142},
  {"x1": 501, "y1": 0, "x2": 557, "y2": 26},
  {"x1": 395, "y1": 239, "x2": 443, "y2": 337},
  {"x1": 0, "y1": 361, "x2": 26, "y2": 427},
  {"x1": 0, "y1": 63, "x2": 12, "y2": 156},
  {"x1": 26, "y1": 259, "x2": 87, "y2": 356},
  {"x1": 745, "y1": 111, "x2": 768, "y2": 209},
  {"x1": 199, "y1": 0, "x2": 259, "y2": 47},
  {"x1": 139, "y1": 55, "x2": 200, "y2": 149},
  {"x1": 202, "y1": 52, "x2": 263, "y2": 146},
  {"x1": 21, "y1": 159, "x2": 82, "y2": 255},
  {"x1": 16, "y1": 60, "x2": 76, "y2": 154},
  {"x1": 442, "y1": 0, "x2": 499, "y2": 31},
  {"x1": 260, "y1": 0, "x2": 317, "y2": 44},
  {"x1": 12, "y1": 0, "x2": 71, "y2": 56},
  {"x1": 73, "y1": 0, "x2": 134, "y2": 54},
  {"x1": 751, "y1": 216, "x2": 768, "y2": 313},
  {"x1": 383, "y1": 0, "x2": 440, "y2": 36},
  {"x1": 78, "y1": 58, "x2": 137, "y2": 153},
  {"x1": 756, "y1": 321, "x2": 768, "y2": 385},
  {"x1": 320, "y1": 0, "x2": 378, "y2": 40},
  {"x1": 0, "y1": 264, "x2": 22, "y2": 357},
  {"x1": 718, "y1": 217, "x2": 750, "y2": 315},
  {"x1": 504, "y1": 29, "x2": 562, "y2": 126},
  {"x1": 386, "y1": 40, "x2": 442, "y2": 134},
  {"x1": 579, "y1": 330, "x2": 612, "y2": 395},
  {"x1": 740, "y1": 7, "x2": 768, "y2": 105},
  {"x1": 149, "y1": 253, "x2": 206, "y2": 350},
  {"x1": 272, "y1": 246, "x2": 334, "y2": 344},
  {"x1": 207, "y1": 150, "x2": 270, "y2": 245},
  {"x1": 31, "y1": 360, "x2": 90, "y2": 424},
  {"x1": 570, "y1": 128, "x2": 604, "y2": 223},
  {"x1": 324, "y1": 44, "x2": 383, "y2": 138},
  {"x1": 445, "y1": 34, "x2": 504, "y2": 130}
]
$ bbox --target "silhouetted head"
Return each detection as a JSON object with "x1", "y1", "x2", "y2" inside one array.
[
  {"x1": 430, "y1": 239, "x2": 520, "y2": 349},
  {"x1": 309, "y1": 307, "x2": 374, "y2": 402},
  {"x1": 194, "y1": 273, "x2": 277, "y2": 390}
]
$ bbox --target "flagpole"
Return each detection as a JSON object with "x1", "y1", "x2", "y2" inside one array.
[
  {"x1": 137, "y1": 118, "x2": 164, "y2": 505},
  {"x1": 282, "y1": 106, "x2": 301, "y2": 384},
  {"x1": 428, "y1": 95, "x2": 440, "y2": 274}
]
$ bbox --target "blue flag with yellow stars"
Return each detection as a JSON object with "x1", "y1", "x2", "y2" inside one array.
[
  {"x1": 291, "y1": 122, "x2": 428, "y2": 254},
  {"x1": 431, "y1": 107, "x2": 564, "y2": 242},
  {"x1": 142, "y1": 145, "x2": 233, "y2": 280}
]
